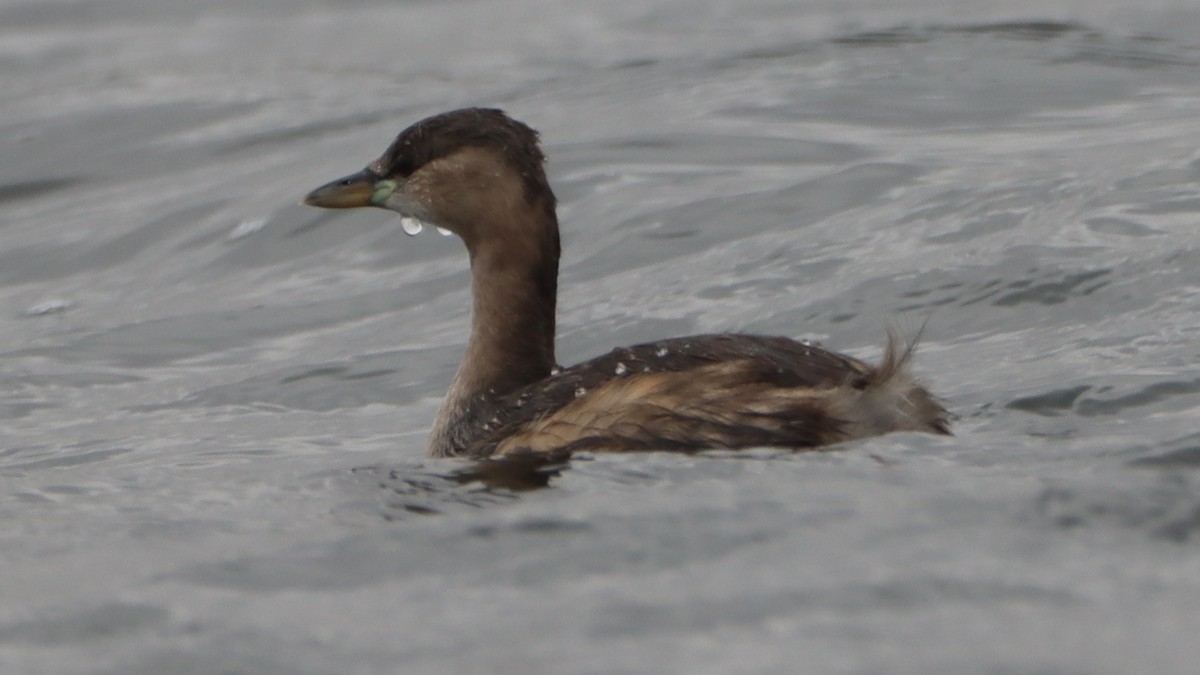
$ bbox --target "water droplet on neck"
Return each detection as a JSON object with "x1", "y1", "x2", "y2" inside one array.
[
  {"x1": 400, "y1": 217, "x2": 423, "y2": 236},
  {"x1": 436, "y1": 227, "x2": 453, "y2": 237}
]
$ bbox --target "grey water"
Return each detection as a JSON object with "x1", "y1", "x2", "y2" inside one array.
[{"x1": 3, "y1": 0, "x2": 1200, "y2": 673}]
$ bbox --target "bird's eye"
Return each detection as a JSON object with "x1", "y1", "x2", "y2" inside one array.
[{"x1": 339, "y1": 178, "x2": 353, "y2": 186}]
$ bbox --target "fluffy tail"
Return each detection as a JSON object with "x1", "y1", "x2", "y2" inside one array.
[{"x1": 834, "y1": 327, "x2": 950, "y2": 438}]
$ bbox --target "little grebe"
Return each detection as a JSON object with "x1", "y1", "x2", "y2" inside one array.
[{"x1": 304, "y1": 108, "x2": 949, "y2": 457}]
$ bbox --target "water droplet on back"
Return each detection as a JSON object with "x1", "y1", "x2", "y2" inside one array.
[{"x1": 436, "y1": 227, "x2": 453, "y2": 237}]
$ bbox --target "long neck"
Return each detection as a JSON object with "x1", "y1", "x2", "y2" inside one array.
[{"x1": 428, "y1": 201, "x2": 560, "y2": 456}]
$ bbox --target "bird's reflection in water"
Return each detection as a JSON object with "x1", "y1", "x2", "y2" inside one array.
[
  {"x1": 449, "y1": 449, "x2": 574, "y2": 491},
  {"x1": 358, "y1": 450, "x2": 574, "y2": 521}
]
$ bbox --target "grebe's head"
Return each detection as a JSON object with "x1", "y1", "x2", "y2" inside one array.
[{"x1": 303, "y1": 108, "x2": 555, "y2": 246}]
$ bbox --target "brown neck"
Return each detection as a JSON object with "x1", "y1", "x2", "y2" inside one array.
[{"x1": 428, "y1": 196, "x2": 560, "y2": 456}]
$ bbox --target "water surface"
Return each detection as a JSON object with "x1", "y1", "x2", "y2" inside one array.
[{"x1": 3, "y1": 1, "x2": 1200, "y2": 673}]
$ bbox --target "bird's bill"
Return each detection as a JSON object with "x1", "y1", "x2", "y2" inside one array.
[{"x1": 303, "y1": 169, "x2": 377, "y2": 209}]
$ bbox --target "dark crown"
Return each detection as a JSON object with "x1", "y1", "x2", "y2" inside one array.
[{"x1": 371, "y1": 108, "x2": 549, "y2": 197}]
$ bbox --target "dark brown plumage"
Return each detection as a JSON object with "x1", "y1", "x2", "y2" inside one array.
[
  {"x1": 304, "y1": 108, "x2": 950, "y2": 458},
  {"x1": 370, "y1": 108, "x2": 554, "y2": 206}
]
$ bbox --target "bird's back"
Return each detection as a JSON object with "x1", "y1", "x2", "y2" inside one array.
[{"x1": 454, "y1": 333, "x2": 948, "y2": 457}]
